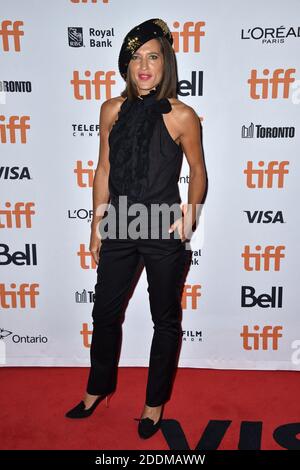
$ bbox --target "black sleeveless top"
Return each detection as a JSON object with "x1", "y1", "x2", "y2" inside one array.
[{"x1": 108, "y1": 86, "x2": 183, "y2": 208}]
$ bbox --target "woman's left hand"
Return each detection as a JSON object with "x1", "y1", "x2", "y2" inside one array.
[{"x1": 168, "y1": 203, "x2": 193, "y2": 242}]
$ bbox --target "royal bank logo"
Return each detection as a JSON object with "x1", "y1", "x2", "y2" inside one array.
[
  {"x1": 242, "y1": 122, "x2": 295, "y2": 139},
  {"x1": 68, "y1": 27, "x2": 84, "y2": 47}
]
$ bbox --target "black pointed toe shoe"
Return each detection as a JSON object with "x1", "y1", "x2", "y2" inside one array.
[
  {"x1": 134, "y1": 406, "x2": 164, "y2": 439},
  {"x1": 65, "y1": 393, "x2": 113, "y2": 419}
]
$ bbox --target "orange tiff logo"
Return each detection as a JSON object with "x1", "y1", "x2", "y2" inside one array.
[
  {"x1": 248, "y1": 68, "x2": 296, "y2": 99},
  {"x1": 0, "y1": 283, "x2": 39, "y2": 308},
  {"x1": 244, "y1": 161, "x2": 289, "y2": 188},
  {"x1": 0, "y1": 202, "x2": 35, "y2": 228},
  {"x1": 171, "y1": 21, "x2": 206, "y2": 52},
  {"x1": 240, "y1": 325, "x2": 283, "y2": 350},
  {"x1": 74, "y1": 160, "x2": 95, "y2": 187},
  {"x1": 0, "y1": 20, "x2": 24, "y2": 52},
  {"x1": 241, "y1": 245, "x2": 285, "y2": 271},
  {"x1": 181, "y1": 285, "x2": 201, "y2": 310},
  {"x1": 71, "y1": 71, "x2": 116, "y2": 100},
  {"x1": 78, "y1": 243, "x2": 97, "y2": 269},
  {"x1": 0, "y1": 116, "x2": 30, "y2": 144}
]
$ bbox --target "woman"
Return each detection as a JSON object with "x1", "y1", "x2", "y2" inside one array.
[{"x1": 65, "y1": 18, "x2": 206, "y2": 440}]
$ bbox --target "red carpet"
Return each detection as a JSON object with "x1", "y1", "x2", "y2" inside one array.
[{"x1": 1, "y1": 367, "x2": 299, "y2": 450}]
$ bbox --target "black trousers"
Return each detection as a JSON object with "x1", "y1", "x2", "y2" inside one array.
[{"x1": 86, "y1": 211, "x2": 192, "y2": 406}]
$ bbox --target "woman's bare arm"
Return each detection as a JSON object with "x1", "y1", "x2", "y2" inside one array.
[
  {"x1": 179, "y1": 105, "x2": 206, "y2": 228},
  {"x1": 89, "y1": 98, "x2": 123, "y2": 262},
  {"x1": 91, "y1": 98, "x2": 121, "y2": 231}
]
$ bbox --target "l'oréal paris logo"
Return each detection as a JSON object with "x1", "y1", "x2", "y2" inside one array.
[{"x1": 241, "y1": 25, "x2": 300, "y2": 44}]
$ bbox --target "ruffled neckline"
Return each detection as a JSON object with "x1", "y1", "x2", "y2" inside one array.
[
  {"x1": 136, "y1": 87, "x2": 159, "y2": 101},
  {"x1": 128, "y1": 85, "x2": 172, "y2": 114}
]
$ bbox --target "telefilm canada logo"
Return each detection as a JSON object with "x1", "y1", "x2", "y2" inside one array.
[
  {"x1": 71, "y1": 123, "x2": 100, "y2": 137},
  {"x1": 182, "y1": 330, "x2": 203, "y2": 343}
]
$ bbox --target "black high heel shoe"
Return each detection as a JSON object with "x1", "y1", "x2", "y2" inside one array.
[
  {"x1": 134, "y1": 405, "x2": 164, "y2": 439},
  {"x1": 65, "y1": 392, "x2": 113, "y2": 419}
]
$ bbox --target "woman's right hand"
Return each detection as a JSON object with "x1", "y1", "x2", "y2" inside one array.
[{"x1": 89, "y1": 224, "x2": 102, "y2": 265}]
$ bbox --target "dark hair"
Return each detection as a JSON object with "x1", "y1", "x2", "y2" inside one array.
[{"x1": 120, "y1": 37, "x2": 178, "y2": 101}]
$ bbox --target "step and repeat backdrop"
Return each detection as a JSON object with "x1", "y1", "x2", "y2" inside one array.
[{"x1": 1, "y1": 0, "x2": 300, "y2": 369}]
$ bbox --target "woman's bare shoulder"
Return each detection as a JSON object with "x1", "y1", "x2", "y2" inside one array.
[
  {"x1": 168, "y1": 97, "x2": 199, "y2": 127},
  {"x1": 100, "y1": 96, "x2": 127, "y2": 130},
  {"x1": 169, "y1": 97, "x2": 197, "y2": 115},
  {"x1": 102, "y1": 95, "x2": 126, "y2": 112}
]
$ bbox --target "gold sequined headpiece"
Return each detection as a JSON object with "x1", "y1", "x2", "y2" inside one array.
[{"x1": 118, "y1": 18, "x2": 173, "y2": 81}]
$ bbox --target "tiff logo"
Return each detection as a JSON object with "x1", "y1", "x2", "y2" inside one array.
[
  {"x1": 243, "y1": 161, "x2": 289, "y2": 188},
  {"x1": 181, "y1": 285, "x2": 201, "y2": 309},
  {"x1": 171, "y1": 21, "x2": 205, "y2": 52},
  {"x1": 0, "y1": 20, "x2": 24, "y2": 52},
  {"x1": 74, "y1": 160, "x2": 95, "y2": 187},
  {"x1": 0, "y1": 283, "x2": 39, "y2": 308},
  {"x1": 0, "y1": 202, "x2": 35, "y2": 228},
  {"x1": 241, "y1": 245, "x2": 285, "y2": 271},
  {"x1": 240, "y1": 325, "x2": 283, "y2": 350},
  {"x1": 71, "y1": 71, "x2": 116, "y2": 100},
  {"x1": 0, "y1": 116, "x2": 30, "y2": 143},
  {"x1": 247, "y1": 68, "x2": 296, "y2": 99}
]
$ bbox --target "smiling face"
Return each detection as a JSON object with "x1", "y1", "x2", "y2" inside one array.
[{"x1": 128, "y1": 38, "x2": 164, "y2": 95}]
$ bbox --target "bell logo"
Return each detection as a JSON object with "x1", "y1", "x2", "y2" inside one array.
[
  {"x1": 247, "y1": 68, "x2": 296, "y2": 99},
  {"x1": 0, "y1": 20, "x2": 24, "y2": 52},
  {"x1": 241, "y1": 325, "x2": 283, "y2": 350}
]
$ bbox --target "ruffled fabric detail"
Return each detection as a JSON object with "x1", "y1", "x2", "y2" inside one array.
[{"x1": 108, "y1": 87, "x2": 172, "y2": 201}]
